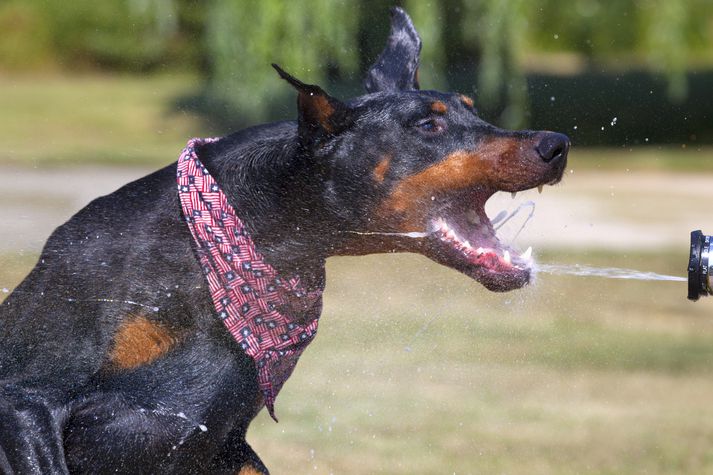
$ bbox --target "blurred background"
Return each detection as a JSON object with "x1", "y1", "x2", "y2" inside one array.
[{"x1": 1, "y1": 0, "x2": 713, "y2": 473}]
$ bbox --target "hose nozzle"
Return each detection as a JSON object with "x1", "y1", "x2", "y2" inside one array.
[{"x1": 688, "y1": 230, "x2": 712, "y2": 301}]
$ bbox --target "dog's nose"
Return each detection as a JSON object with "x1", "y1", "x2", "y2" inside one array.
[{"x1": 536, "y1": 132, "x2": 570, "y2": 164}]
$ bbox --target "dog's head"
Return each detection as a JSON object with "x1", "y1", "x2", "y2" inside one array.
[{"x1": 275, "y1": 7, "x2": 569, "y2": 292}]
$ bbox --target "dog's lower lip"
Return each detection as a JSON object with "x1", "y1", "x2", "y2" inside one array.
[{"x1": 430, "y1": 216, "x2": 533, "y2": 272}]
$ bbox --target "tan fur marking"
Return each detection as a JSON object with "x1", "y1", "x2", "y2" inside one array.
[
  {"x1": 430, "y1": 100, "x2": 448, "y2": 114},
  {"x1": 380, "y1": 138, "x2": 521, "y2": 230},
  {"x1": 237, "y1": 466, "x2": 264, "y2": 475},
  {"x1": 460, "y1": 94, "x2": 474, "y2": 108},
  {"x1": 299, "y1": 92, "x2": 334, "y2": 132},
  {"x1": 109, "y1": 316, "x2": 176, "y2": 369},
  {"x1": 373, "y1": 156, "x2": 391, "y2": 183}
]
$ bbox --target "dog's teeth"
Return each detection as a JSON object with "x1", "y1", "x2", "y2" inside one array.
[
  {"x1": 520, "y1": 246, "x2": 532, "y2": 260},
  {"x1": 476, "y1": 247, "x2": 485, "y2": 256},
  {"x1": 463, "y1": 241, "x2": 471, "y2": 249},
  {"x1": 537, "y1": 185, "x2": 544, "y2": 194},
  {"x1": 511, "y1": 192, "x2": 517, "y2": 199},
  {"x1": 446, "y1": 229, "x2": 457, "y2": 240},
  {"x1": 503, "y1": 250, "x2": 511, "y2": 264}
]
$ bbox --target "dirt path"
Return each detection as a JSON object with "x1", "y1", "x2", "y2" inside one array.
[{"x1": 1, "y1": 165, "x2": 709, "y2": 254}]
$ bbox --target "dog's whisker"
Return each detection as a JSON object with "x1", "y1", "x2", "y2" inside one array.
[
  {"x1": 65, "y1": 297, "x2": 160, "y2": 312},
  {"x1": 343, "y1": 230, "x2": 432, "y2": 238}
]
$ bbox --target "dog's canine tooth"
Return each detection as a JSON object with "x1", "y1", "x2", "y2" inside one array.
[
  {"x1": 520, "y1": 246, "x2": 533, "y2": 260},
  {"x1": 537, "y1": 185, "x2": 544, "y2": 194},
  {"x1": 511, "y1": 192, "x2": 517, "y2": 199},
  {"x1": 476, "y1": 247, "x2": 485, "y2": 256},
  {"x1": 520, "y1": 246, "x2": 532, "y2": 260},
  {"x1": 503, "y1": 250, "x2": 511, "y2": 264}
]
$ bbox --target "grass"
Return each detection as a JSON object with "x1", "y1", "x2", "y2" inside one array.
[
  {"x1": 1, "y1": 72, "x2": 713, "y2": 171},
  {"x1": 3, "y1": 249, "x2": 713, "y2": 474},
  {"x1": 572, "y1": 147, "x2": 713, "y2": 173},
  {"x1": 3, "y1": 72, "x2": 713, "y2": 473},
  {"x1": 0, "y1": 253, "x2": 37, "y2": 296},
  {"x1": 248, "y1": 251, "x2": 713, "y2": 474},
  {"x1": 0, "y1": 73, "x2": 210, "y2": 166}
]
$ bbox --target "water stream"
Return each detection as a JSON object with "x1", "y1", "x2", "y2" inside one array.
[{"x1": 536, "y1": 263, "x2": 686, "y2": 282}]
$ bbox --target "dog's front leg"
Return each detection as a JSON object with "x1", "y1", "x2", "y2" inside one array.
[
  {"x1": 0, "y1": 386, "x2": 69, "y2": 474},
  {"x1": 209, "y1": 427, "x2": 270, "y2": 475}
]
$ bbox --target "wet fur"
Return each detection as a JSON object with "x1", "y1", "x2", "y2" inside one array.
[{"x1": 0, "y1": 8, "x2": 567, "y2": 474}]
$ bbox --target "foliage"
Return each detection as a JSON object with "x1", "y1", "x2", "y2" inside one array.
[
  {"x1": 530, "y1": 0, "x2": 713, "y2": 102},
  {"x1": 1, "y1": 0, "x2": 712, "y2": 129},
  {"x1": 201, "y1": 0, "x2": 713, "y2": 128},
  {"x1": 204, "y1": 0, "x2": 361, "y2": 126},
  {"x1": 0, "y1": 0, "x2": 203, "y2": 71}
]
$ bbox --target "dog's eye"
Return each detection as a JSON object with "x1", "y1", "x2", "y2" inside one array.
[{"x1": 415, "y1": 117, "x2": 447, "y2": 135}]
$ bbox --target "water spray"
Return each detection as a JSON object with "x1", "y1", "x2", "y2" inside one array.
[
  {"x1": 688, "y1": 230, "x2": 712, "y2": 301},
  {"x1": 537, "y1": 263, "x2": 686, "y2": 282},
  {"x1": 340, "y1": 210, "x2": 701, "y2": 300}
]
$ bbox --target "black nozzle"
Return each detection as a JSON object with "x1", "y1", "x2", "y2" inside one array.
[{"x1": 688, "y1": 230, "x2": 711, "y2": 301}]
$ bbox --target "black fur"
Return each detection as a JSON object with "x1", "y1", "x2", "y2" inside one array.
[
  {"x1": 0, "y1": 8, "x2": 569, "y2": 474},
  {"x1": 364, "y1": 7, "x2": 422, "y2": 93}
]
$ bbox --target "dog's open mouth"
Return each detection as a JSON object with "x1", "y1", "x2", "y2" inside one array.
[{"x1": 423, "y1": 187, "x2": 542, "y2": 292}]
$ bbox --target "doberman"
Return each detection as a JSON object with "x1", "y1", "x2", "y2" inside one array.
[{"x1": 0, "y1": 7, "x2": 568, "y2": 474}]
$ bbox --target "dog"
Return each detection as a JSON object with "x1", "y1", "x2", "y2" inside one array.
[{"x1": 0, "y1": 7, "x2": 568, "y2": 474}]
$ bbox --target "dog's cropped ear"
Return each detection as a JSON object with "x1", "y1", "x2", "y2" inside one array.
[
  {"x1": 364, "y1": 7, "x2": 422, "y2": 93},
  {"x1": 272, "y1": 64, "x2": 351, "y2": 145}
]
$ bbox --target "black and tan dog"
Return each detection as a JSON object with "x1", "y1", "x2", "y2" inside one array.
[{"x1": 0, "y1": 8, "x2": 568, "y2": 474}]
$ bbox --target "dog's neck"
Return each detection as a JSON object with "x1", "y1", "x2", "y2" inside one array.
[{"x1": 199, "y1": 123, "x2": 332, "y2": 290}]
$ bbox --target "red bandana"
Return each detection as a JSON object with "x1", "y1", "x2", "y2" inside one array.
[{"x1": 176, "y1": 138, "x2": 323, "y2": 421}]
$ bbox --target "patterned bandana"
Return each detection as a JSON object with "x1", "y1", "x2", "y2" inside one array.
[{"x1": 176, "y1": 138, "x2": 324, "y2": 421}]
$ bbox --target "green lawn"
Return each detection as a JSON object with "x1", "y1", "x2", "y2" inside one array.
[
  {"x1": 0, "y1": 73, "x2": 209, "y2": 166},
  {"x1": 1, "y1": 73, "x2": 712, "y2": 171},
  {"x1": 2, "y1": 73, "x2": 713, "y2": 474},
  {"x1": 573, "y1": 147, "x2": 713, "y2": 173},
  {"x1": 3, "y1": 250, "x2": 713, "y2": 474},
  {"x1": 243, "y1": 251, "x2": 713, "y2": 475}
]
